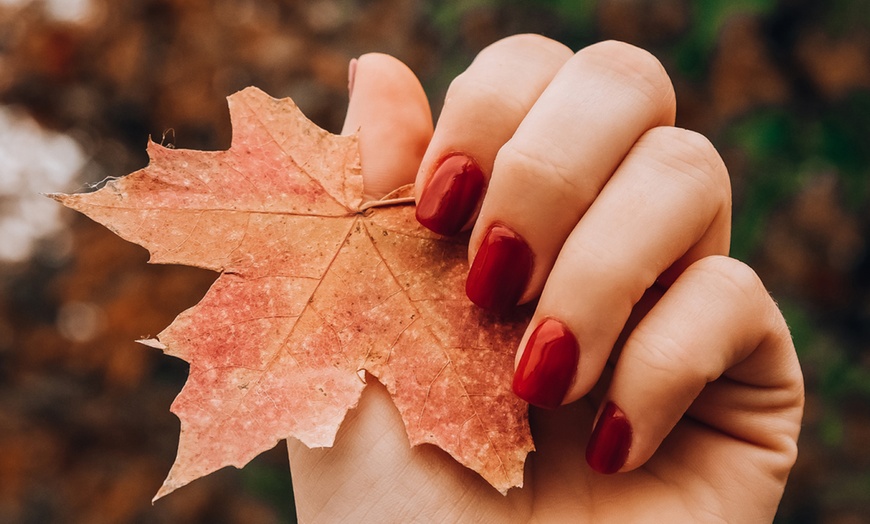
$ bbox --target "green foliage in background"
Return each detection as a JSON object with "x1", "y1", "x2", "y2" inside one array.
[
  {"x1": 726, "y1": 92, "x2": 870, "y2": 261},
  {"x1": 674, "y1": 0, "x2": 777, "y2": 78}
]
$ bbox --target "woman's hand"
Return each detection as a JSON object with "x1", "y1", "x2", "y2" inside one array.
[{"x1": 287, "y1": 36, "x2": 804, "y2": 523}]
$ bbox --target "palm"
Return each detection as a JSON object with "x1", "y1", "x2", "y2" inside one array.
[{"x1": 288, "y1": 376, "x2": 794, "y2": 523}]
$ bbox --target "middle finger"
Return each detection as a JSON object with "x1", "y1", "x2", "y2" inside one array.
[{"x1": 465, "y1": 40, "x2": 677, "y2": 311}]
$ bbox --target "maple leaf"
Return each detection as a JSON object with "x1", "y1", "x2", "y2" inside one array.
[{"x1": 51, "y1": 87, "x2": 534, "y2": 499}]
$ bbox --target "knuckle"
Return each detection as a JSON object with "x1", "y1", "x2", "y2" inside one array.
[
  {"x1": 628, "y1": 327, "x2": 706, "y2": 382},
  {"x1": 486, "y1": 33, "x2": 570, "y2": 58},
  {"x1": 445, "y1": 72, "x2": 527, "y2": 115},
  {"x1": 579, "y1": 40, "x2": 675, "y2": 113},
  {"x1": 447, "y1": 35, "x2": 571, "y2": 108},
  {"x1": 636, "y1": 127, "x2": 732, "y2": 205},
  {"x1": 494, "y1": 138, "x2": 581, "y2": 198},
  {"x1": 691, "y1": 255, "x2": 766, "y2": 306}
]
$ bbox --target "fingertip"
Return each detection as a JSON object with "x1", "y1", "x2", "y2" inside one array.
[
  {"x1": 585, "y1": 401, "x2": 633, "y2": 474},
  {"x1": 342, "y1": 53, "x2": 433, "y2": 200},
  {"x1": 511, "y1": 317, "x2": 579, "y2": 410}
]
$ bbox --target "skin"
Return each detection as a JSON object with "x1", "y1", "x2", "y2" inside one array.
[{"x1": 286, "y1": 36, "x2": 804, "y2": 523}]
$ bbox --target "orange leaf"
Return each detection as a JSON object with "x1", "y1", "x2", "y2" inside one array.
[{"x1": 52, "y1": 87, "x2": 533, "y2": 499}]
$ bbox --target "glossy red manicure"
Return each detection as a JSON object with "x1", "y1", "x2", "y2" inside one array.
[
  {"x1": 512, "y1": 318, "x2": 579, "y2": 409},
  {"x1": 586, "y1": 402, "x2": 632, "y2": 474},
  {"x1": 465, "y1": 224, "x2": 532, "y2": 311},
  {"x1": 416, "y1": 153, "x2": 485, "y2": 236}
]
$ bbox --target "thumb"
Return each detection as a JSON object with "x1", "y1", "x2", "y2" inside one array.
[{"x1": 341, "y1": 53, "x2": 434, "y2": 201}]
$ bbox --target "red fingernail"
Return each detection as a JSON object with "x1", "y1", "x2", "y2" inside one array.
[
  {"x1": 586, "y1": 402, "x2": 632, "y2": 474},
  {"x1": 416, "y1": 153, "x2": 485, "y2": 236},
  {"x1": 465, "y1": 224, "x2": 532, "y2": 311},
  {"x1": 512, "y1": 318, "x2": 579, "y2": 409}
]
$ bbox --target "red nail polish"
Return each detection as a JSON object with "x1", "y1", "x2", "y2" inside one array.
[
  {"x1": 586, "y1": 402, "x2": 632, "y2": 474},
  {"x1": 465, "y1": 224, "x2": 532, "y2": 311},
  {"x1": 416, "y1": 153, "x2": 485, "y2": 236},
  {"x1": 512, "y1": 318, "x2": 579, "y2": 409}
]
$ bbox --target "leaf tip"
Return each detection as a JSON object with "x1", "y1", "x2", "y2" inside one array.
[
  {"x1": 45, "y1": 192, "x2": 72, "y2": 205},
  {"x1": 137, "y1": 338, "x2": 167, "y2": 350},
  {"x1": 152, "y1": 474, "x2": 186, "y2": 503},
  {"x1": 47, "y1": 191, "x2": 91, "y2": 213},
  {"x1": 151, "y1": 486, "x2": 171, "y2": 504}
]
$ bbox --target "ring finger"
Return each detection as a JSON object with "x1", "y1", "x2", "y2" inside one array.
[{"x1": 512, "y1": 126, "x2": 732, "y2": 409}]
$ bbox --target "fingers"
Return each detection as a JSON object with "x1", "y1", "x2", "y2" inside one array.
[
  {"x1": 585, "y1": 256, "x2": 804, "y2": 475},
  {"x1": 465, "y1": 41, "x2": 677, "y2": 310},
  {"x1": 414, "y1": 34, "x2": 573, "y2": 235},
  {"x1": 341, "y1": 53, "x2": 433, "y2": 201},
  {"x1": 512, "y1": 126, "x2": 731, "y2": 409}
]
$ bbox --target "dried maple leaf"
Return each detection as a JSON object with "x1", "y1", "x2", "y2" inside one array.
[{"x1": 51, "y1": 87, "x2": 533, "y2": 499}]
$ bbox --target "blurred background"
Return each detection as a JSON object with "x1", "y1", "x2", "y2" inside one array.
[{"x1": 0, "y1": 0, "x2": 868, "y2": 522}]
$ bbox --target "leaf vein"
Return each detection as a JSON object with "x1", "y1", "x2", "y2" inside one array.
[
  {"x1": 360, "y1": 219, "x2": 510, "y2": 480},
  {"x1": 237, "y1": 95, "x2": 348, "y2": 212}
]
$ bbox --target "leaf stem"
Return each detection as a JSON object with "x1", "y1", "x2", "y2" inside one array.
[{"x1": 359, "y1": 196, "x2": 415, "y2": 212}]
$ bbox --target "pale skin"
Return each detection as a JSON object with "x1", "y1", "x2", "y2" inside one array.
[{"x1": 286, "y1": 35, "x2": 804, "y2": 523}]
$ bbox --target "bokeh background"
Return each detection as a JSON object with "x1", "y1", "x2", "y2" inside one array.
[{"x1": 1, "y1": 0, "x2": 868, "y2": 522}]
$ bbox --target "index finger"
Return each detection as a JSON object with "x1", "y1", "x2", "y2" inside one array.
[{"x1": 414, "y1": 34, "x2": 573, "y2": 236}]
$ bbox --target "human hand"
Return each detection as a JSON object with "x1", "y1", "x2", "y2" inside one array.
[{"x1": 287, "y1": 36, "x2": 804, "y2": 523}]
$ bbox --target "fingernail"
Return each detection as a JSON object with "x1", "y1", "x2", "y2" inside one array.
[
  {"x1": 416, "y1": 153, "x2": 485, "y2": 236},
  {"x1": 586, "y1": 401, "x2": 632, "y2": 474},
  {"x1": 465, "y1": 223, "x2": 532, "y2": 311},
  {"x1": 348, "y1": 58, "x2": 358, "y2": 97},
  {"x1": 512, "y1": 318, "x2": 579, "y2": 409}
]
